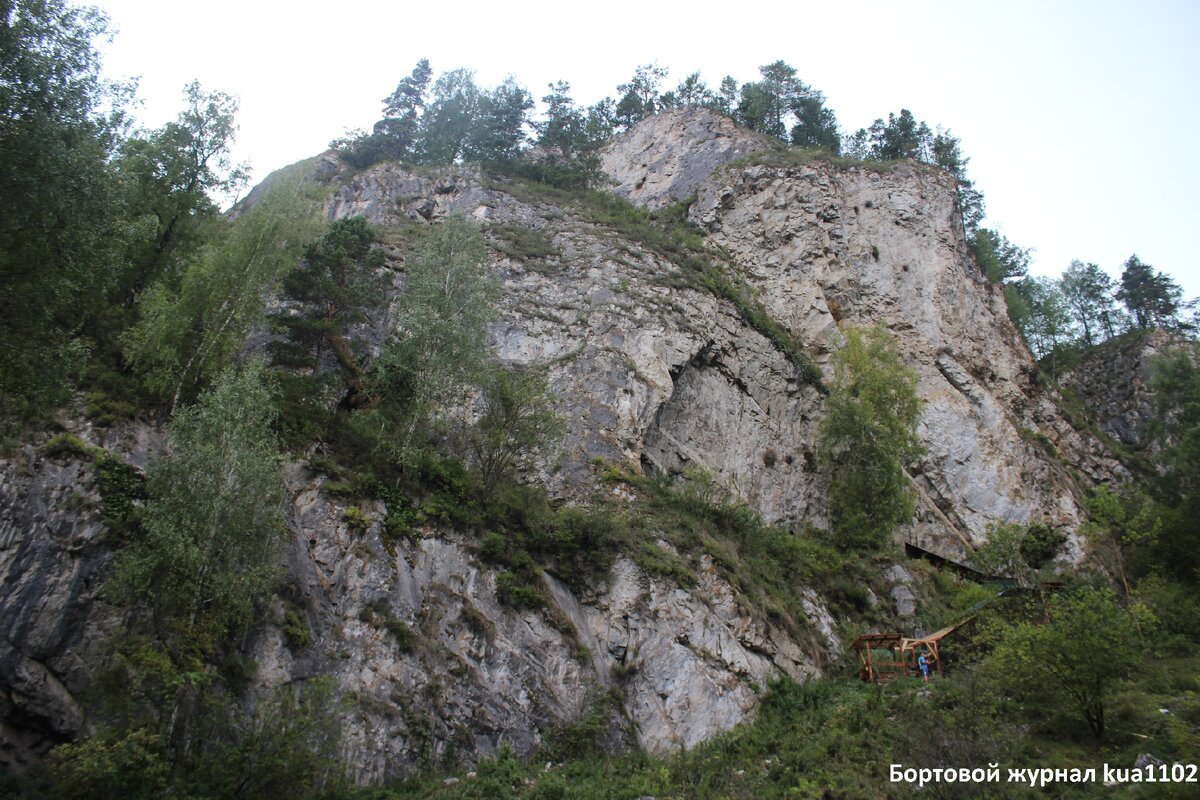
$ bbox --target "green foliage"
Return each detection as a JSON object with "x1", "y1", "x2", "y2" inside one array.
[
  {"x1": 342, "y1": 505, "x2": 372, "y2": 532},
  {"x1": 1146, "y1": 342, "x2": 1200, "y2": 583},
  {"x1": 732, "y1": 60, "x2": 840, "y2": 152},
  {"x1": 462, "y1": 77, "x2": 534, "y2": 164},
  {"x1": 672, "y1": 71, "x2": 713, "y2": 107},
  {"x1": 613, "y1": 63, "x2": 668, "y2": 129},
  {"x1": 283, "y1": 605, "x2": 313, "y2": 649},
  {"x1": 94, "y1": 454, "x2": 146, "y2": 530},
  {"x1": 1006, "y1": 275, "x2": 1072, "y2": 362},
  {"x1": 339, "y1": 61, "x2": 533, "y2": 170},
  {"x1": 270, "y1": 216, "x2": 387, "y2": 407},
  {"x1": 818, "y1": 325, "x2": 924, "y2": 551},
  {"x1": 340, "y1": 58, "x2": 432, "y2": 167},
  {"x1": 486, "y1": 222, "x2": 560, "y2": 269},
  {"x1": 105, "y1": 360, "x2": 285, "y2": 639},
  {"x1": 1135, "y1": 575, "x2": 1200, "y2": 651},
  {"x1": 494, "y1": 570, "x2": 545, "y2": 609},
  {"x1": 122, "y1": 168, "x2": 323, "y2": 407},
  {"x1": 1082, "y1": 484, "x2": 1162, "y2": 595},
  {"x1": 982, "y1": 582, "x2": 1153, "y2": 738},
  {"x1": 174, "y1": 678, "x2": 343, "y2": 800},
  {"x1": 1018, "y1": 522, "x2": 1068, "y2": 571},
  {"x1": 113, "y1": 81, "x2": 248, "y2": 301},
  {"x1": 520, "y1": 81, "x2": 613, "y2": 188},
  {"x1": 972, "y1": 523, "x2": 1036, "y2": 584},
  {"x1": 360, "y1": 598, "x2": 417, "y2": 651},
  {"x1": 1060, "y1": 259, "x2": 1121, "y2": 345},
  {"x1": 46, "y1": 728, "x2": 170, "y2": 800},
  {"x1": 417, "y1": 67, "x2": 481, "y2": 164},
  {"x1": 598, "y1": 462, "x2": 869, "y2": 635},
  {"x1": 44, "y1": 433, "x2": 100, "y2": 460},
  {"x1": 42, "y1": 434, "x2": 146, "y2": 531},
  {"x1": 0, "y1": 0, "x2": 129, "y2": 415},
  {"x1": 1118, "y1": 254, "x2": 1183, "y2": 330},
  {"x1": 361, "y1": 214, "x2": 497, "y2": 456},
  {"x1": 468, "y1": 365, "x2": 564, "y2": 490},
  {"x1": 368, "y1": 679, "x2": 960, "y2": 800},
  {"x1": 972, "y1": 522, "x2": 1065, "y2": 584},
  {"x1": 968, "y1": 227, "x2": 1030, "y2": 283}
]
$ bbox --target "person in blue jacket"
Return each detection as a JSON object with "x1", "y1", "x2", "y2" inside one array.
[{"x1": 918, "y1": 650, "x2": 932, "y2": 682}]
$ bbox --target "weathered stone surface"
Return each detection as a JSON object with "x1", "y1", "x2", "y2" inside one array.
[
  {"x1": 0, "y1": 444, "x2": 829, "y2": 777},
  {"x1": 885, "y1": 566, "x2": 917, "y2": 618},
  {"x1": 1058, "y1": 329, "x2": 1185, "y2": 453},
  {"x1": 600, "y1": 107, "x2": 774, "y2": 209},
  {"x1": 264, "y1": 467, "x2": 828, "y2": 775},
  {"x1": 0, "y1": 444, "x2": 120, "y2": 771},
  {"x1": 670, "y1": 124, "x2": 1124, "y2": 557},
  {"x1": 0, "y1": 108, "x2": 1135, "y2": 780}
]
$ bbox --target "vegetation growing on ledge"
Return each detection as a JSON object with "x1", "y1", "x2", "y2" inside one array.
[
  {"x1": 339, "y1": 631, "x2": 1200, "y2": 799},
  {"x1": 488, "y1": 174, "x2": 824, "y2": 386},
  {"x1": 3, "y1": 4, "x2": 1199, "y2": 797}
]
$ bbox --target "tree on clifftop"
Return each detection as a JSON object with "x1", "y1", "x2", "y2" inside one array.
[{"x1": 1117, "y1": 254, "x2": 1183, "y2": 329}]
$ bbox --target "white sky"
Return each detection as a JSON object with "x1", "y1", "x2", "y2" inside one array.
[{"x1": 92, "y1": 0, "x2": 1200, "y2": 299}]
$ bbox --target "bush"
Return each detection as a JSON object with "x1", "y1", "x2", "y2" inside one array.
[
  {"x1": 47, "y1": 729, "x2": 170, "y2": 800},
  {"x1": 342, "y1": 506, "x2": 372, "y2": 532},
  {"x1": 495, "y1": 570, "x2": 544, "y2": 609},
  {"x1": 44, "y1": 433, "x2": 100, "y2": 460},
  {"x1": 981, "y1": 582, "x2": 1154, "y2": 738}
]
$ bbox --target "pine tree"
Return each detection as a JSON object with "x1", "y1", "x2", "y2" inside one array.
[
  {"x1": 270, "y1": 216, "x2": 387, "y2": 408},
  {"x1": 1117, "y1": 254, "x2": 1182, "y2": 329},
  {"x1": 374, "y1": 58, "x2": 432, "y2": 162}
]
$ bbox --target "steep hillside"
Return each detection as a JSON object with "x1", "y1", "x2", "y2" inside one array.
[{"x1": 0, "y1": 108, "x2": 1127, "y2": 783}]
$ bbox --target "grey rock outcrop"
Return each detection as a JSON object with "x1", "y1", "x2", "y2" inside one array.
[
  {"x1": 0, "y1": 442, "x2": 831, "y2": 777},
  {"x1": 684, "y1": 154, "x2": 1107, "y2": 558},
  {"x1": 600, "y1": 107, "x2": 775, "y2": 209},
  {"x1": 0, "y1": 108, "x2": 1132, "y2": 780},
  {"x1": 1058, "y1": 328, "x2": 1185, "y2": 453},
  {"x1": 260, "y1": 466, "x2": 828, "y2": 780},
  {"x1": 0, "y1": 445, "x2": 119, "y2": 770}
]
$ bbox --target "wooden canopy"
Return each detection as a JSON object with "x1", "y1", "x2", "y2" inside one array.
[{"x1": 850, "y1": 621, "x2": 968, "y2": 683}]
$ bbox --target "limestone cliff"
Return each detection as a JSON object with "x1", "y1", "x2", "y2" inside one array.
[
  {"x1": 0, "y1": 107, "x2": 1127, "y2": 780},
  {"x1": 1058, "y1": 328, "x2": 1185, "y2": 455}
]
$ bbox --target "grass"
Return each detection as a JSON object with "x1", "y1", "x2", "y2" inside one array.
[
  {"x1": 486, "y1": 222, "x2": 561, "y2": 272},
  {"x1": 594, "y1": 461, "x2": 883, "y2": 640},
  {"x1": 727, "y1": 144, "x2": 944, "y2": 177},
  {"x1": 345, "y1": 678, "x2": 933, "y2": 800},
  {"x1": 42, "y1": 433, "x2": 145, "y2": 533}
]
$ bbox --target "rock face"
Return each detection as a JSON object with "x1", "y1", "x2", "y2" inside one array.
[
  {"x1": 0, "y1": 108, "x2": 1128, "y2": 779},
  {"x1": 0, "y1": 445, "x2": 118, "y2": 770},
  {"x1": 1058, "y1": 329, "x2": 1184, "y2": 453},
  {"x1": 269, "y1": 464, "x2": 824, "y2": 783},
  {"x1": 684, "y1": 153, "x2": 1113, "y2": 557},
  {"x1": 0, "y1": 445, "x2": 828, "y2": 778},
  {"x1": 600, "y1": 107, "x2": 775, "y2": 209}
]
